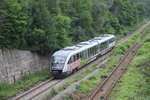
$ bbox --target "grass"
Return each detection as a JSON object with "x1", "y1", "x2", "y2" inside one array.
[
  {"x1": 0, "y1": 68, "x2": 51, "y2": 100},
  {"x1": 74, "y1": 54, "x2": 121, "y2": 95},
  {"x1": 110, "y1": 30, "x2": 150, "y2": 100}
]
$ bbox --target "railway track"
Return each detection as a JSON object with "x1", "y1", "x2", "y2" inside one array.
[
  {"x1": 13, "y1": 78, "x2": 62, "y2": 100},
  {"x1": 88, "y1": 43, "x2": 141, "y2": 100},
  {"x1": 12, "y1": 22, "x2": 150, "y2": 100}
]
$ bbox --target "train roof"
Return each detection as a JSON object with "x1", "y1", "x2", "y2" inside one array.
[{"x1": 52, "y1": 34, "x2": 115, "y2": 57}]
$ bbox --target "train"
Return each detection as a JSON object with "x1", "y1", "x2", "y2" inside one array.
[{"x1": 51, "y1": 34, "x2": 116, "y2": 78}]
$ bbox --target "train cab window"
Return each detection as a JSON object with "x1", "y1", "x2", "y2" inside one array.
[
  {"x1": 68, "y1": 57, "x2": 72, "y2": 64},
  {"x1": 68, "y1": 58, "x2": 71, "y2": 64}
]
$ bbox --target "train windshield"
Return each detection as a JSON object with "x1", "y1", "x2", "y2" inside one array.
[
  {"x1": 52, "y1": 56, "x2": 66, "y2": 63},
  {"x1": 51, "y1": 56, "x2": 67, "y2": 69}
]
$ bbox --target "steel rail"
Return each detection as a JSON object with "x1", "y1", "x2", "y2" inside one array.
[
  {"x1": 28, "y1": 80, "x2": 62, "y2": 100},
  {"x1": 88, "y1": 43, "x2": 141, "y2": 100},
  {"x1": 15, "y1": 77, "x2": 54, "y2": 100},
  {"x1": 102, "y1": 43, "x2": 141, "y2": 100}
]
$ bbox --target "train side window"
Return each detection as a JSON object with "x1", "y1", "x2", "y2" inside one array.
[
  {"x1": 83, "y1": 51, "x2": 85, "y2": 58},
  {"x1": 77, "y1": 53, "x2": 80, "y2": 59},
  {"x1": 85, "y1": 50, "x2": 88, "y2": 58},
  {"x1": 90, "y1": 48, "x2": 92, "y2": 56},
  {"x1": 94, "y1": 46, "x2": 97, "y2": 54},
  {"x1": 88, "y1": 49, "x2": 90, "y2": 57},
  {"x1": 71, "y1": 56, "x2": 74, "y2": 62},
  {"x1": 82, "y1": 51, "x2": 84, "y2": 59},
  {"x1": 80, "y1": 52, "x2": 82, "y2": 59},
  {"x1": 75, "y1": 54, "x2": 77, "y2": 60},
  {"x1": 91, "y1": 47, "x2": 93, "y2": 56},
  {"x1": 92, "y1": 47, "x2": 94, "y2": 55},
  {"x1": 101, "y1": 41, "x2": 107, "y2": 50},
  {"x1": 98, "y1": 44, "x2": 101, "y2": 51},
  {"x1": 73, "y1": 55, "x2": 76, "y2": 61}
]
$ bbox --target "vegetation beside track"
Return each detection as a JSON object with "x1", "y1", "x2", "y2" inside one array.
[
  {"x1": 43, "y1": 31, "x2": 141, "y2": 100},
  {"x1": 0, "y1": 68, "x2": 50, "y2": 100},
  {"x1": 62, "y1": 25, "x2": 150, "y2": 100},
  {"x1": 111, "y1": 30, "x2": 150, "y2": 100}
]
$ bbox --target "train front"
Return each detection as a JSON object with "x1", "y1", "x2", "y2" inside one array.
[{"x1": 51, "y1": 54, "x2": 68, "y2": 78}]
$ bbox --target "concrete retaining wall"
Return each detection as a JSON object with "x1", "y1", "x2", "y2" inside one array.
[{"x1": 0, "y1": 50, "x2": 50, "y2": 84}]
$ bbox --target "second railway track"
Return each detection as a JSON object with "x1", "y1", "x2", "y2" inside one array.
[{"x1": 88, "y1": 43, "x2": 141, "y2": 100}]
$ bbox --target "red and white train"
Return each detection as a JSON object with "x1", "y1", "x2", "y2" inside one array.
[{"x1": 51, "y1": 34, "x2": 116, "y2": 77}]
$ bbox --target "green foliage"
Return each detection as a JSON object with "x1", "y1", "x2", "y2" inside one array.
[
  {"x1": 113, "y1": 67, "x2": 145, "y2": 100},
  {"x1": 0, "y1": 0, "x2": 27, "y2": 49},
  {"x1": 76, "y1": 79, "x2": 99, "y2": 94},
  {"x1": 112, "y1": 33, "x2": 140, "y2": 55},
  {"x1": 111, "y1": 32, "x2": 150, "y2": 100},
  {"x1": 25, "y1": 0, "x2": 57, "y2": 53},
  {"x1": 51, "y1": 15, "x2": 72, "y2": 49},
  {"x1": 0, "y1": 0, "x2": 149, "y2": 53},
  {"x1": 75, "y1": 55, "x2": 121, "y2": 94},
  {"x1": 0, "y1": 68, "x2": 51, "y2": 100}
]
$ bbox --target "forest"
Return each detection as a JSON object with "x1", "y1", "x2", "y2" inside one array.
[{"x1": 0, "y1": 0, "x2": 150, "y2": 53}]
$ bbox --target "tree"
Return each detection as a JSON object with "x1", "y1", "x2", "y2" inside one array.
[
  {"x1": 0, "y1": 0, "x2": 27, "y2": 49},
  {"x1": 26, "y1": 0, "x2": 57, "y2": 53},
  {"x1": 51, "y1": 15, "x2": 72, "y2": 49},
  {"x1": 92, "y1": 0, "x2": 113, "y2": 33},
  {"x1": 44, "y1": 0, "x2": 61, "y2": 15}
]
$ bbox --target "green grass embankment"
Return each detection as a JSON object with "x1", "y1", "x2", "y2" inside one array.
[{"x1": 111, "y1": 31, "x2": 150, "y2": 100}]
